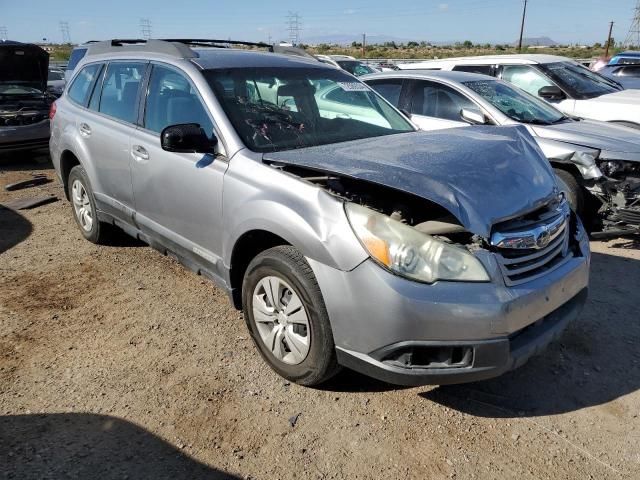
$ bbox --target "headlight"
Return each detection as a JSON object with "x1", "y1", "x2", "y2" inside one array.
[
  {"x1": 345, "y1": 203, "x2": 490, "y2": 283},
  {"x1": 599, "y1": 160, "x2": 640, "y2": 177}
]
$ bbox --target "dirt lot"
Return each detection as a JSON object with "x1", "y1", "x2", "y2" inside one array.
[{"x1": 1, "y1": 155, "x2": 639, "y2": 480}]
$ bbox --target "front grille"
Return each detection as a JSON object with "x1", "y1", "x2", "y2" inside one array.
[{"x1": 491, "y1": 200, "x2": 574, "y2": 286}]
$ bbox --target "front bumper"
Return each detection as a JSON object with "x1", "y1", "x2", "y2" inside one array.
[
  {"x1": 308, "y1": 227, "x2": 590, "y2": 386},
  {"x1": 336, "y1": 288, "x2": 587, "y2": 386},
  {"x1": 0, "y1": 120, "x2": 50, "y2": 153}
]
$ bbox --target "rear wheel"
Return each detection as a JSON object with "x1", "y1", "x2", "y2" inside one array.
[
  {"x1": 68, "y1": 165, "x2": 111, "y2": 244},
  {"x1": 242, "y1": 245, "x2": 340, "y2": 386},
  {"x1": 554, "y1": 168, "x2": 584, "y2": 216}
]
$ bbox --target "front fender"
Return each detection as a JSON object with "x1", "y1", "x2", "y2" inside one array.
[{"x1": 222, "y1": 155, "x2": 368, "y2": 272}]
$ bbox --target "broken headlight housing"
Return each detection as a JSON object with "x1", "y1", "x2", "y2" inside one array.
[
  {"x1": 599, "y1": 160, "x2": 640, "y2": 178},
  {"x1": 345, "y1": 203, "x2": 490, "y2": 283}
]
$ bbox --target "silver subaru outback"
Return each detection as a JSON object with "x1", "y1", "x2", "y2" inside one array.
[{"x1": 49, "y1": 39, "x2": 590, "y2": 386}]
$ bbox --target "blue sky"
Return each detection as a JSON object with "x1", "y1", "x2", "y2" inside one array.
[{"x1": 1, "y1": 0, "x2": 636, "y2": 45}]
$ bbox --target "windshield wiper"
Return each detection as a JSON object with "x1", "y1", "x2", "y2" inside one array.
[{"x1": 523, "y1": 118, "x2": 553, "y2": 125}]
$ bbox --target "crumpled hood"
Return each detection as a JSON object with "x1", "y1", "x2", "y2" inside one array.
[
  {"x1": 264, "y1": 125, "x2": 557, "y2": 238},
  {"x1": 0, "y1": 41, "x2": 49, "y2": 93},
  {"x1": 533, "y1": 119, "x2": 640, "y2": 160}
]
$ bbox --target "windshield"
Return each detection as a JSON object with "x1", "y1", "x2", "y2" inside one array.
[
  {"x1": 464, "y1": 79, "x2": 565, "y2": 125},
  {"x1": 204, "y1": 67, "x2": 414, "y2": 152},
  {"x1": 537, "y1": 62, "x2": 621, "y2": 99},
  {"x1": 336, "y1": 61, "x2": 375, "y2": 76}
]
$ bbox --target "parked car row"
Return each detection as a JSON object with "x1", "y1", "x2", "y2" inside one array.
[
  {"x1": 363, "y1": 69, "x2": 640, "y2": 237},
  {"x1": 47, "y1": 39, "x2": 591, "y2": 387}
]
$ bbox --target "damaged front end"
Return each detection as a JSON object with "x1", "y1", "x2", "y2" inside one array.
[
  {"x1": 590, "y1": 159, "x2": 640, "y2": 237},
  {"x1": 535, "y1": 133, "x2": 640, "y2": 237},
  {"x1": 270, "y1": 162, "x2": 585, "y2": 289}
]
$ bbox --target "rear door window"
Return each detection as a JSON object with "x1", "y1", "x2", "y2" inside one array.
[
  {"x1": 67, "y1": 63, "x2": 102, "y2": 106},
  {"x1": 366, "y1": 79, "x2": 404, "y2": 107},
  {"x1": 409, "y1": 80, "x2": 476, "y2": 121},
  {"x1": 98, "y1": 62, "x2": 147, "y2": 124}
]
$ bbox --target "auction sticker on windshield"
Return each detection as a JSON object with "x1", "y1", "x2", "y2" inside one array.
[{"x1": 337, "y1": 82, "x2": 369, "y2": 91}]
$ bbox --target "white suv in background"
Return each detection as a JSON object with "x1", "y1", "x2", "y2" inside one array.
[{"x1": 398, "y1": 54, "x2": 640, "y2": 129}]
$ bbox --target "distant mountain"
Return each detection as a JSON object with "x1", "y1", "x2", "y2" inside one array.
[{"x1": 514, "y1": 37, "x2": 559, "y2": 47}]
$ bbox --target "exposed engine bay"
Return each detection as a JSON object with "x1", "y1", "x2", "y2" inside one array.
[
  {"x1": 589, "y1": 160, "x2": 640, "y2": 236},
  {"x1": 0, "y1": 99, "x2": 50, "y2": 127},
  {"x1": 273, "y1": 162, "x2": 488, "y2": 249}
]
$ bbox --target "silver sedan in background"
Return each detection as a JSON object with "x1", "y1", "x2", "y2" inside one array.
[{"x1": 363, "y1": 70, "x2": 640, "y2": 237}]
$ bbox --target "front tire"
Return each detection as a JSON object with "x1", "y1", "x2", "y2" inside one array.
[
  {"x1": 242, "y1": 245, "x2": 340, "y2": 386},
  {"x1": 554, "y1": 168, "x2": 584, "y2": 216},
  {"x1": 67, "y1": 165, "x2": 111, "y2": 244}
]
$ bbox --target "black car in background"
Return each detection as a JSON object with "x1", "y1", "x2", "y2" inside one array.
[{"x1": 0, "y1": 40, "x2": 53, "y2": 154}]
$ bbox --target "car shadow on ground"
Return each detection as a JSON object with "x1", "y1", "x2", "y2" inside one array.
[
  {"x1": 0, "y1": 413, "x2": 240, "y2": 479},
  {"x1": 420, "y1": 250, "x2": 640, "y2": 417},
  {"x1": 0, "y1": 205, "x2": 32, "y2": 254},
  {"x1": 0, "y1": 150, "x2": 52, "y2": 171}
]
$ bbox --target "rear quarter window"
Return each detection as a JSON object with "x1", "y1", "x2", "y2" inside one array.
[
  {"x1": 67, "y1": 48, "x2": 88, "y2": 72},
  {"x1": 67, "y1": 63, "x2": 102, "y2": 106},
  {"x1": 452, "y1": 65, "x2": 494, "y2": 76}
]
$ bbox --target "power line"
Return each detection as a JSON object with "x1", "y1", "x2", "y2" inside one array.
[
  {"x1": 625, "y1": 1, "x2": 640, "y2": 47},
  {"x1": 286, "y1": 11, "x2": 301, "y2": 45},
  {"x1": 59, "y1": 21, "x2": 71, "y2": 44},
  {"x1": 140, "y1": 18, "x2": 152, "y2": 40},
  {"x1": 0, "y1": 26, "x2": 7, "y2": 40}
]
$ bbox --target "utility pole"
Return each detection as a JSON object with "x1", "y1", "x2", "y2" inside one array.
[
  {"x1": 59, "y1": 21, "x2": 71, "y2": 44},
  {"x1": 0, "y1": 26, "x2": 7, "y2": 40},
  {"x1": 362, "y1": 33, "x2": 366, "y2": 58},
  {"x1": 605, "y1": 21, "x2": 614, "y2": 57},
  {"x1": 517, "y1": 0, "x2": 528, "y2": 52},
  {"x1": 286, "y1": 11, "x2": 301, "y2": 45},
  {"x1": 139, "y1": 18, "x2": 152, "y2": 40}
]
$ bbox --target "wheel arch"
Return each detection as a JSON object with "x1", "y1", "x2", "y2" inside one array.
[
  {"x1": 59, "y1": 149, "x2": 82, "y2": 200},
  {"x1": 228, "y1": 229, "x2": 292, "y2": 309}
]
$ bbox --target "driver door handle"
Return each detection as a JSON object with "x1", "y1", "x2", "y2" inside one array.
[{"x1": 131, "y1": 145, "x2": 149, "y2": 161}]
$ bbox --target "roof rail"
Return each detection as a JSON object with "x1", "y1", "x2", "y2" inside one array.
[
  {"x1": 85, "y1": 39, "x2": 198, "y2": 59},
  {"x1": 161, "y1": 38, "x2": 274, "y2": 52},
  {"x1": 83, "y1": 38, "x2": 314, "y2": 61}
]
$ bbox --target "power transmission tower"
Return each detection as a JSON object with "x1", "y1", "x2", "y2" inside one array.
[
  {"x1": 140, "y1": 18, "x2": 152, "y2": 40},
  {"x1": 517, "y1": 0, "x2": 528, "y2": 52},
  {"x1": 0, "y1": 26, "x2": 7, "y2": 40},
  {"x1": 625, "y1": 1, "x2": 640, "y2": 47},
  {"x1": 59, "y1": 21, "x2": 71, "y2": 44},
  {"x1": 286, "y1": 11, "x2": 301, "y2": 45}
]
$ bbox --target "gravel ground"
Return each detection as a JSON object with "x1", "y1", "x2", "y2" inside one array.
[{"x1": 1, "y1": 155, "x2": 639, "y2": 480}]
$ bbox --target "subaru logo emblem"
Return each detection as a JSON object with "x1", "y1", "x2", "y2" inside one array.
[{"x1": 535, "y1": 229, "x2": 551, "y2": 249}]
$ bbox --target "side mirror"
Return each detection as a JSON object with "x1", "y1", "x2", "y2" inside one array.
[
  {"x1": 460, "y1": 108, "x2": 487, "y2": 125},
  {"x1": 538, "y1": 85, "x2": 565, "y2": 101},
  {"x1": 161, "y1": 124, "x2": 217, "y2": 154}
]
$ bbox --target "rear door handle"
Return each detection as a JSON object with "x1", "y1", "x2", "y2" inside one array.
[
  {"x1": 79, "y1": 123, "x2": 92, "y2": 136},
  {"x1": 131, "y1": 145, "x2": 149, "y2": 161}
]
